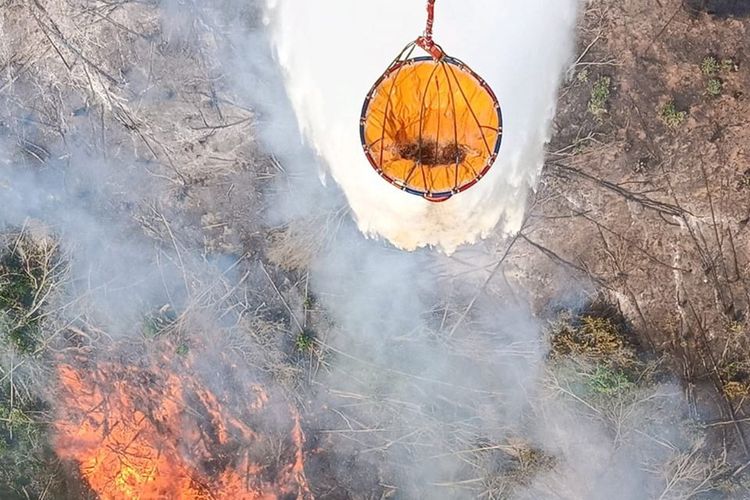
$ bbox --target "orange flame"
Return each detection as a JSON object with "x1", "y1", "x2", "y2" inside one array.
[{"x1": 54, "y1": 347, "x2": 312, "y2": 500}]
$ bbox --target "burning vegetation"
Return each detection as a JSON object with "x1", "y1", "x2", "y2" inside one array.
[
  {"x1": 54, "y1": 342, "x2": 311, "y2": 500},
  {"x1": 0, "y1": 227, "x2": 314, "y2": 499}
]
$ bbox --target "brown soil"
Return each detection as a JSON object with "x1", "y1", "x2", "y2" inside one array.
[{"x1": 513, "y1": 0, "x2": 750, "y2": 460}]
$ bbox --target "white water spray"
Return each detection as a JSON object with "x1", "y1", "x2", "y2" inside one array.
[{"x1": 265, "y1": 0, "x2": 579, "y2": 252}]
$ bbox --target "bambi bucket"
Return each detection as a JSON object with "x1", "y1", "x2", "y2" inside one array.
[{"x1": 359, "y1": 0, "x2": 503, "y2": 202}]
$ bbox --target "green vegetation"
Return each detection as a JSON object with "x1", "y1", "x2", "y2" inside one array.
[
  {"x1": 142, "y1": 305, "x2": 178, "y2": 338},
  {"x1": 701, "y1": 56, "x2": 720, "y2": 76},
  {"x1": 700, "y1": 55, "x2": 738, "y2": 97},
  {"x1": 0, "y1": 247, "x2": 45, "y2": 354},
  {"x1": 295, "y1": 329, "x2": 315, "y2": 352},
  {"x1": 550, "y1": 313, "x2": 635, "y2": 367},
  {"x1": 587, "y1": 365, "x2": 634, "y2": 395},
  {"x1": 702, "y1": 55, "x2": 739, "y2": 75},
  {"x1": 0, "y1": 236, "x2": 62, "y2": 498},
  {"x1": 1, "y1": 236, "x2": 64, "y2": 354},
  {"x1": 660, "y1": 100, "x2": 687, "y2": 128},
  {"x1": 0, "y1": 399, "x2": 56, "y2": 499},
  {"x1": 714, "y1": 321, "x2": 750, "y2": 400},
  {"x1": 719, "y1": 360, "x2": 750, "y2": 399},
  {"x1": 706, "y1": 78, "x2": 723, "y2": 97},
  {"x1": 728, "y1": 320, "x2": 744, "y2": 336},
  {"x1": 721, "y1": 58, "x2": 739, "y2": 72},
  {"x1": 549, "y1": 307, "x2": 643, "y2": 401},
  {"x1": 588, "y1": 76, "x2": 612, "y2": 118},
  {"x1": 303, "y1": 293, "x2": 315, "y2": 310},
  {"x1": 545, "y1": 305, "x2": 743, "y2": 497}
]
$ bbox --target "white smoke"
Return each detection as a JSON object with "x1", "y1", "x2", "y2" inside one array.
[{"x1": 265, "y1": 0, "x2": 579, "y2": 252}]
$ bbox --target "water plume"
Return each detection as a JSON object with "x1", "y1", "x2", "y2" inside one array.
[{"x1": 266, "y1": 0, "x2": 579, "y2": 251}]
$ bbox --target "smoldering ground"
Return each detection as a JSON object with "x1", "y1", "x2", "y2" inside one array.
[{"x1": 0, "y1": 0, "x2": 717, "y2": 498}]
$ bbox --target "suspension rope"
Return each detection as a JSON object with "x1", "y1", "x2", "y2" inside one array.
[
  {"x1": 424, "y1": 0, "x2": 436, "y2": 40},
  {"x1": 416, "y1": 0, "x2": 444, "y2": 60}
]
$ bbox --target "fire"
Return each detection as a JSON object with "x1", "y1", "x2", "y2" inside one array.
[{"x1": 54, "y1": 345, "x2": 312, "y2": 500}]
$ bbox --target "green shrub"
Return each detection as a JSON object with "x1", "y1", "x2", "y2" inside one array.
[
  {"x1": 700, "y1": 56, "x2": 720, "y2": 76},
  {"x1": 0, "y1": 386, "x2": 55, "y2": 498},
  {"x1": 706, "y1": 78, "x2": 723, "y2": 97},
  {"x1": 719, "y1": 360, "x2": 750, "y2": 399},
  {"x1": 550, "y1": 314, "x2": 635, "y2": 367},
  {"x1": 721, "y1": 58, "x2": 739, "y2": 72},
  {"x1": 0, "y1": 237, "x2": 61, "y2": 496},
  {"x1": 588, "y1": 76, "x2": 612, "y2": 118},
  {"x1": 295, "y1": 329, "x2": 315, "y2": 352},
  {"x1": 0, "y1": 242, "x2": 55, "y2": 354},
  {"x1": 660, "y1": 101, "x2": 687, "y2": 128},
  {"x1": 587, "y1": 366, "x2": 634, "y2": 395},
  {"x1": 176, "y1": 342, "x2": 189, "y2": 356},
  {"x1": 142, "y1": 305, "x2": 177, "y2": 338},
  {"x1": 700, "y1": 55, "x2": 735, "y2": 99}
]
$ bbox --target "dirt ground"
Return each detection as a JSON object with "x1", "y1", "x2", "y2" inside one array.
[{"x1": 513, "y1": 0, "x2": 750, "y2": 461}]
